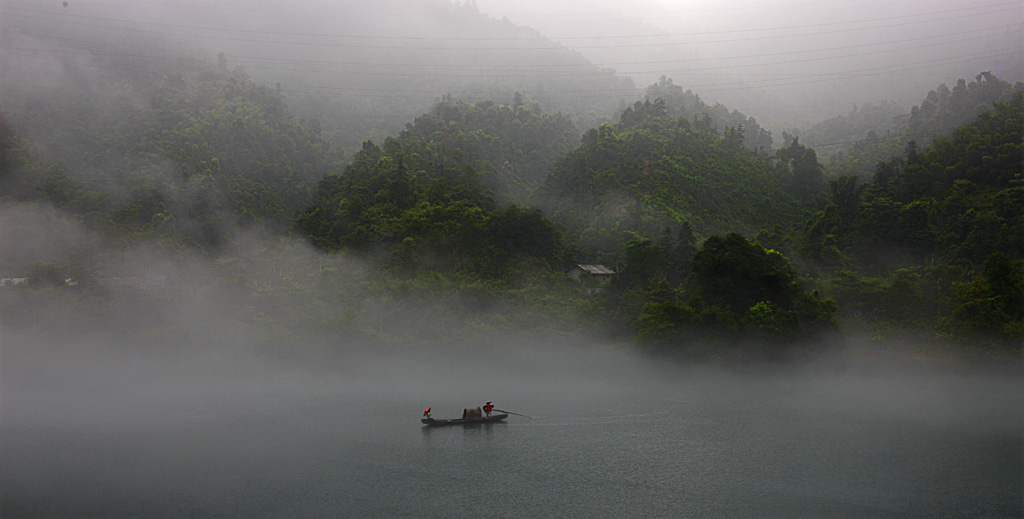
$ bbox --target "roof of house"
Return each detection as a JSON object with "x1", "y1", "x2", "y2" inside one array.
[{"x1": 574, "y1": 264, "x2": 615, "y2": 275}]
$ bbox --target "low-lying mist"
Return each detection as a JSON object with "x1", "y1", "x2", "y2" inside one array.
[
  {"x1": 4, "y1": 289, "x2": 1021, "y2": 517},
  {"x1": 3, "y1": 210, "x2": 1021, "y2": 516}
]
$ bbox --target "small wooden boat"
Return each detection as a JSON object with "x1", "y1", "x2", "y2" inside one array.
[{"x1": 421, "y1": 413, "x2": 508, "y2": 426}]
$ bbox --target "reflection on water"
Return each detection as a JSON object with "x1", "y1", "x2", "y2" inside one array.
[{"x1": 420, "y1": 421, "x2": 507, "y2": 442}]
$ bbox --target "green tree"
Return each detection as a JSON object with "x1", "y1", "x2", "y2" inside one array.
[
  {"x1": 828, "y1": 175, "x2": 865, "y2": 225},
  {"x1": 777, "y1": 138, "x2": 826, "y2": 200},
  {"x1": 691, "y1": 233, "x2": 803, "y2": 314},
  {"x1": 747, "y1": 300, "x2": 800, "y2": 339},
  {"x1": 944, "y1": 252, "x2": 1024, "y2": 343},
  {"x1": 485, "y1": 204, "x2": 566, "y2": 267}
]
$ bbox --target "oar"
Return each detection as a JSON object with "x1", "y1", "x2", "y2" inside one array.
[{"x1": 496, "y1": 409, "x2": 533, "y2": 419}]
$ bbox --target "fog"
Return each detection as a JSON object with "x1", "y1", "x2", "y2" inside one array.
[
  {"x1": 2, "y1": 202, "x2": 1021, "y2": 515},
  {"x1": 2, "y1": 1, "x2": 1022, "y2": 516},
  {"x1": 4, "y1": 291, "x2": 1021, "y2": 516},
  {"x1": 4, "y1": 0, "x2": 1019, "y2": 136},
  {"x1": 477, "y1": 0, "x2": 1023, "y2": 126},
  {"x1": 2, "y1": 181, "x2": 1019, "y2": 515}
]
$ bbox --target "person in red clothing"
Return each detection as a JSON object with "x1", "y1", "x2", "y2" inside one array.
[{"x1": 483, "y1": 401, "x2": 494, "y2": 417}]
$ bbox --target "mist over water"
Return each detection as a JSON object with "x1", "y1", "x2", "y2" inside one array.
[{"x1": 3, "y1": 322, "x2": 1021, "y2": 517}]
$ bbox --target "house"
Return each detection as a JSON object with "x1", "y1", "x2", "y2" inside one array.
[
  {"x1": 568, "y1": 264, "x2": 616, "y2": 281},
  {"x1": 567, "y1": 264, "x2": 615, "y2": 293}
]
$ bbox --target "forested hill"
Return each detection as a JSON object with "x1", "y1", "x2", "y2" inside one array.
[
  {"x1": 640, "y1": 77, "x2": 775, "y2": 152},
  {"x1": 396, "y1": 98, "x2": 580, "y2": 203},
  {"x1": 293, "y1": 99, "x2": 573, "y2": 278},
  {"x1": 275, "y1": 0, "x2": 638, "y2": 145},
  {"x1": 0, "y1": 53, "x2": 341, "y2": 255},
  {"x1": 254, "y1": 0, "x2": 639, "y2": 147},
  {"x1": 807, "y1": 92, "x2": 1023, "y2": 273},
  {"x1": 535, "y1": 100, "x2": 809, "y2": 260},
  {"x1": 790, "y1": 92, "x2": 1023, "y2": 346},
  {"x1": 1, "y1": 13, "x2": 1020, "y2": 353},
  {"x1": 578, "y1": 93, "x2": 1022, "y2": 353},
  {"x1": 1, "y1": 1, "x2": 637, "y2": 151},
  {"x1": 796, "y1": 72, "x2": 1023, "y2": 178}
]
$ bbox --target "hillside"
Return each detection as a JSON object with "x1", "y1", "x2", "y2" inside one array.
[
  {"x1": 0, "y1": 53, "x2": 340, "y2": 258},
  {"x1": 536, "y1": 99, "x2": 808, "y2": 261},
  {"x1": 1, "y1": 9, "x2": 1020, "y2": 354},
  {"x1": 798, "y1": 92, "x2": 1024, "y2": 345},
  {"x1": 293, "y1": 101, "x2": 573, "y2": 279},
  {"x1": 796, "y1": 72, "x2": 1023, "y2": 178},
  {"x1": 641, "y1": 77, "x2": 775, "y2": 152},
  {"x1": 569, "y1": 94, "x2": 1022, "y2": 354},
  {"x1": 396, "y1": 98, "x2": 580, "y2": 203},
  {"x1": 0, "y1": 0, "x2": 636, "y2": 151},
  {"x1": 244, "y1": 0, "x2": 638, "y2": 140}
]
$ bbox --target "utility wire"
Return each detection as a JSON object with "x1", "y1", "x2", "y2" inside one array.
[
  {"x1": 10, "y1": 23, "x2": 1015, "y2": 74},
  {"x1": 3, "y1": 39, "x2": 1015, "y2": 99},
  {"x1": 56, "y1": 0, "x2": 926, "y2": 21},
  {"x1": 16, "y1": 118, "x2": 992, "y2": 188}
]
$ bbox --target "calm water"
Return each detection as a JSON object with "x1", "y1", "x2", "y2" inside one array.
[{"x1": 2, "y1": 348, "x2": 1021, "y2": 518}]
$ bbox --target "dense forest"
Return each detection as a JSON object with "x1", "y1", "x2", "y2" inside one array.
[
  {"x1": 796, "y1": 72, "x2": 1023, "y2": 178},
  {"x1": 1, "y1": 2, "x2": 1021, "y2": 358},
  {"x1": 595, "y1": 92, "x2": 1023, "y2": 354},
  {"x1": 535, "y1": 95, "x2": 805, "y2": 259},
  {"x1": 1, "y1": 57, "x2": 339, "y2": 253}
]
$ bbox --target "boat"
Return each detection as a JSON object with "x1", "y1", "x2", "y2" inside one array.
[{"x1": 421, "y1": 413, "x2": 509, "y2": 426}]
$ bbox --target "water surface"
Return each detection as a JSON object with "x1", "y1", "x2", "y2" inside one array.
[{"x1": 2, "y1": 346, "x2": 1021, "y2": 518}]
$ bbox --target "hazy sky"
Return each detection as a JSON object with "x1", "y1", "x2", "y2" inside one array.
[
  {"x1": 2, "y1": 0, "x2": 1020, "y2": 128},
  {"x1": 475, "y1": 0, "x2": 1022, "y2": 124}
]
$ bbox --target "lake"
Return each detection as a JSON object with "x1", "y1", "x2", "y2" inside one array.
[{"x1": 2, "y1": 343, "x2": 1021, "y2": 518}]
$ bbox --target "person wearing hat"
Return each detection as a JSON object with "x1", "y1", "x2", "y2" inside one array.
[{"x1": 483, "y1": 401, "x2": 494, "y2": 417}]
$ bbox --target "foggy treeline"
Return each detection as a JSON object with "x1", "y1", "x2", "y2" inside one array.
[{"x1": 0, "y1": 0, "x2": 1021, "y2": 360}]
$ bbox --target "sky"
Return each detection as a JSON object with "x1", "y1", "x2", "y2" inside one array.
[
  {"x1": 474, "y1": 0, "x2": 1023, "y2": 124},
  {"x1": 1, "y1": 0, "x2": 1020, "y2": 128}
]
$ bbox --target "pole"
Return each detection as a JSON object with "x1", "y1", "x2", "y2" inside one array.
[{"x1": 495, "y1": 409, "x2": 533, "y2": 419}]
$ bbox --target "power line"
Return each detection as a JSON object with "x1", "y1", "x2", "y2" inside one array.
[
  {"x1": 4, "y1": 35, "x2": 1014, "y2": 99},
  {"x1": 5, "y1": 12, "x2": 1017, "y2": 87},
  {"x1": 62, "y1": 0, "x2": 914, "y2": 21},
  {"x1": 11, "y1": 22, "x2": 1014, "y2": 74},
  {"x1": 664, "y1": 49, "x2": 1018, "y2": 96},
  {"x1": 482, "y1": 0, "x2": 1008, "y2": 23},
  {"x1": 14, "y1": 120, "x2": 992, "y2": 189}
]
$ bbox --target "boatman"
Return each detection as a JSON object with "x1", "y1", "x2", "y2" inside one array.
[
  {"x1": 423, "y1": 407, "x2": 432, "y2": 419},
  {"x1": 483, "y1": 401, "x2": 494, "y2": 417}
]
